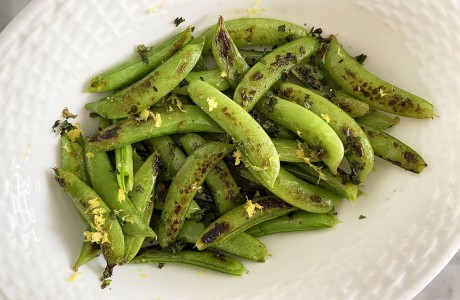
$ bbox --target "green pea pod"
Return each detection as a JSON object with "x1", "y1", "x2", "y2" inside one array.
[
  {"x1": 359, "y1": 124, "x2": 427, "y2": 173},
  {"x1": 130, "y1": 248, "x2": 247, "y2": 276},
  {"x1": 73, "y1": 240, "x2": 102, "y2": 271},
  {"x1": 84, "y1": 145, "x2": 156, "y2": 238},
  {"x1": 255, "y1": 95, "x2": 344, "y2": 174},
  {"x1": 132, "y1": 149, "x2": 145, "y2": 173},
  {"x1": 195, "y1": 196, "x2": 296, "y2": 250},
  {"x1": 240, "y1": 166, "x2": 342, "y2": 213},
  {"x1": 202, "y1": 18, "x2": 309, "y2": 53},
  {"x1": 282, "y1": 163, "x2": 359, "y2": 201},
  {"x1": 187, "y1": 80, "x2": 280, "y2": 188},
  {"x1": 240, "y1": 49, "x2": 267, "y2": 66},
  {"x1": 212, "y1": 16, "x2": 251, "y2": 89},
  {"x1": 233, "y1": 37, "x2": 319, "y2": 111},
  {"x1": 53, "y1": 168, "x2": 125, "y2": 266},
  {"x1": 180, "y1": 133, "x2": 243, "y2": 215},
  {"x1": 172, "y1": 69, "x2": 231, "y2": 95},
  {"x1": 271, "y1": 138, "x2": 322, "y2": 163},
  {"x1": 278, "y1": 82, "x2": 374, "y2": 184},
  {"x1": 60, "y1": 134, "x2": 91, "y2": 186},
  {"x1": 329, "y1": 90, "x2": 370, "y2": 118},
  {"x1": 355, "y1": 111, "x2": 400, "y2": 130},
  {"x1": 113, "y1": 136, "x2": 134, "y2": 193},
  {"x1": 124, "y1": 154, "x2": 160, "y2": 263},
  {"x1": 246, "y1": 210, "x2": 340, "y2": 237},
  {"x1": 85, "y1": 38, "x2": 205, "y2": 119},
  {"x1": 251, "y1": 109, "x2": 296, "y2": 139},
  {"x1": 324, "y1": 36, "x2": 434, "y2": 118},
  {"x1": 158, "y1": 142, "x2": 236, "y2": 248},
  {"x1": 154, "y1": 196, "x2": 202, "y2": 219},
  {"x1": 145, "y1": 136, "x2": 187, "y2": 181},
  {"x1": 86, "y1": 105, "x2": 224, "y2": 151}
]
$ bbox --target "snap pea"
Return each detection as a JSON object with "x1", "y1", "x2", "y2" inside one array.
[
  {"x1": 60, "y1": 134, "x2": 91, "y2": 186},
  {"x1": 359, "y1": 124, "x2": 427, "y2": 173},
  {"x1": 282, "y1": 163, "x2": 359, "y2": 201},
  {"x1": 272, "y1": 138, "x2": 322, "y2": 163},
  {"x1": 85, "y1": 38, "x2": 204, "y2": 119},
  {"x1": 86, "y1": 105, "x2": 224, "y2": 152},
  {"x1": 180, "y1": 133, "x2": 243, "y2": 214},
  {"x1": 132, "y1": 149, "x2": 145, "y2": 173},
  {"x1": 84, "y1": 144, "x2": 156, "y2": 238},
  {"x1": 172, "y1": 69, "x2": 231, "y2": 95},
  {"x1": 324, "y1": 36, "x2": 434, "y2": 118},
  {"x1": 329, "y1": 90, "x2": 370, "y2": 118},
  {"x1": 144, "y1": 136, "x2": 187, "y2": 181},
  {"x1": 131, "y1": 248, "x2": 247, "y2": 276},
  {"x1": 278, "y1": 82, "x2": 374, "y2": 184},
  {"x1": 53, "y1": 168, "x2": 125, "y2": 266},
  {"x1": 88, "y1": 27, "x2": 193, "y2": 92},
  {"x1": 73, "y1": 241, "x2": 102, "y2": 271},
  {"x1": 202, "y1": 18, "x2": 309, "y2": 53},
  {"x1": 195, "y1": 196, "x2": 296, "y2": 250},
  {"x1": 187, "y1": 80, "x2": 280, "y2": 188},
  {"x1": 240, "y1": 164, "x2": 341, "y2": 212},
  {"x1": 246, "y1": 210, "x2": 340, "y2": 237},
  {"x1": 212, "y1": 16, "x2": 250, "y2": 89},
  {"x1": 240, "y1": 49, "x2": 267, "y2": 67},
  {"x1": 255, "y1": 95, "x2": 344, "y2": 174},
  {"x1": 250, "y1": 109, "x2": 296, "y2": 139},
  {"x1": 233, "y1": 37, "x2": 319, "y2": 111},
  {"x1": 158, "y1": 142, "x2": 236, "y2": 248},
  {"x1": 355, "y1": 111, "x2": 400, "y2": 130},
  {"x1": 113, "y1": 131, "x2": 134, "y2": 193}
]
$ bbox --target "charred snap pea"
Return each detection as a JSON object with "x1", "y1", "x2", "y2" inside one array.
[
  {"x1": 172, "y1": 68, "x2": 231, "y2": 95},
  {"x1": 233, "y1": 37, "x2": 319, "y2": 111},
  {"x1": 329, "y1": 90, "x2": 370, "y2": 118},
  {"x1": 60, "y1": 134, "x2": 91, "y2": 186},
  {"x1": 86, "y1": 105, "x2": 224, "y2": 151},
  {"x1": 88, "y1": 27, "x2": 193, "y2": 93},
  {"x1": 324, "y1": 36, "x2": 434, "y2": 118},
  {"x1": 195, "y1": 196, "x2": 296, "y2": 250},
  {"x1": 359, "y1": 124, "x2": 427, "y2": 173},
  {"x1": 73, "y1": 241, "x2": 101, "y2": 271},
  {"x1": 272, "y1": 138, "x2": 322, "y2": 163},
  {"x1": 113, "y1": 132, "x2": 134, "y2": 194},
  {"x1": 246, "y1": 210, "x2": 340, "y2": 237},
  {"x1": 145, "y1": 136, "x2": 187, "y2": 181},
  {"x1": 131, "y1": 248, "x2": 247, "y2": 276},
  {"x1": 187, "y1": 80, "x2": 280, "y2": 188},
  {"x1": 85, "y1": 38, "x2": 204, "y2": 119},
  {"x1": 158, "y1": 142, "x2": 236, "y2": 248},
  {"x1": 355, "y1": 110, "x2": 400, "y2": 130},
  {"x1": 278, "y1": 82, "x2": 374, "y2": 184},
  {"x1": 256, "y1": 95, "x2": 344, "y2": 174}
]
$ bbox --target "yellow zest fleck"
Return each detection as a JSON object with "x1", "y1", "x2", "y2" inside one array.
[
  {"x1": 233, "y1": 148, "x2": 242, "y2": 166},
  {"x1": 86, "y1": 152, "x2": 94, "y2": 159},
  {"x1": 244, "y1": 200, "x2": 263, "y2": 218},
  {"x1": 62, "y1": 107, "x2": 77, "y2": 119},
  {"x1": 22, "y1": 143, "x2": 32, "y2": 160},
  {"x1": 245, "y1": 0, "x2": 267, "y2": 16},
  {"x1": 220, "y1": 71, "x2": 227, "y2": 78},
  {"x1": 122, "y1": 215, "x2": 135, "y2": 224},
  {"x1": 88, "y1": 198, "x2": 100, "y2": 210},
  {"x1": 118, "y1": 189, "x2": 126, "y2": 202},
  {"x1": 154, "y1": 113, "x2": 162, "y2": 128},
  {"x1": 168, "y1": 105, "x2": 174, "y2": 112},
  {"x1": 146, "y1": 3, "x2": 164, "y2": 13},
  {"x1": 320, "y1": 114, "x2": 331, "y2": 123},
  {"x1": 379, "y1": 89, "x2": 387, "y2": 97},
  {"x1": 62, "y1": 143, "x2": 71, "y2": 153},
  {"x1": 66, "y1": 271, "x2": 82, "y2": 282},
  {"x1": 206, "y1": 97, "x2": 218, "y2": 112},
  {"x1": 67, "y1": 128, "x2": 82, "y2": 143},
  {"x1": 138, "y1": 109, "x2": 151, "y2": 121},
  {"x1": 337, "y1": 47, "x2": 343, "y2": 57}
]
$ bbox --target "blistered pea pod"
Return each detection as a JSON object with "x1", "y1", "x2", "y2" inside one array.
[
  {"x1": 84, "y1": 143, "x2": 156, "y2": 238},
  {"x1": 195, "y1": 196, "x2": 296, "y2": 251},
  {"x1": 239, "y1": 49, "x2": 267, "y2": 67},
  {"x1": 359, "y1": 124, "x2": 427, "y2": 173},
  {"x1": 144, "y1": 136, "x2": 187, "y2": 181},
  {"x1": 158, "y1": 142, "x2": 236, "y2": 248},
  {"x1": 85, "y1": 38, "x2": 205, "y2": 119},
  {"x1": 324, "y1": 36, "x2": 434, "y2": 118},
  {"x1": 278, "y1": 82, "x2": 374, "y2": 184},
  {"x1": 172, "y1": 69, "x2": 231, "y2": 95},
  {"x1": 72, "y1": 241, "x2": 102, "y2": 271},
  {"x1": 233, "y1": 36, "x2": 319, "y2": 111},
  {"x1": 130, "y1": 248, "x2": 246, "y2": 276},
  {"x1": 355, "y1": 110, "x2": 400, "y2": 130},
  {"x1": 124, "y1": 153, "x2": 160, "y2": 263},
  {"x1": 112, "y1": 120, "x2": 135, "y2": 194},
  {"x1": 255, "y1": 95, "x2": 344, "y2": 174},
  {"x1": 60, "y1": 133, "x2": 91, "y2": 187},
  {"x1": 187, "y1": 80, "x2": 280, "y2": 188},
  {"x1": 86, "y1": 105, "x2": 224, "y2": 152},
  {"x1": 246, "y1": 210, "x2": 340, "y2": 238},
  {"x1": 271, "y1": 138, "x2": 322, "y2": 164},
  {"x1": 180, "y1": 133, "x2": 244, "y2": 215}
]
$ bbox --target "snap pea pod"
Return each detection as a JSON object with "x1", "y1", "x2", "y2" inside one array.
[
  {"x1": 132, "y1": 149, "x2": 145, "y2": 173},
  {"x1": 246, "y1": 210, "x2": 340, "y2": 237},
  {"x1": 355, "y1": 111, "x2": 400, "y2": 130},
  {"x1": 180, "y1": 133, "x2": 243, "y2": 215},
  {"x1": 73, "y1": 241, "x2": 102, "y2": 271},
  {"x1": 278, "y1": 82, "x2": 374, "y2": 184},
  {"x1": 282, "y1": 163, "x2": 359, "y2": 201},
  {"x1": 86, "y1": 105, "x2": 224, "y2": 151},
  {"x1": 85, "y1": 38, "x2": 204, "y2": 119},
  {"x1": 88, "y1": 27, "x2": 193, "y2": 92},
  {"x1": 124, "y1": 153, "x2": 160, "y2": 263},
  {"x1": 212, "y1": 16, "x2": 250, "y2": 89},
  {"x1": 60, "y1": 134, "x2": 91, "y2": 186},
  {"x1": 195, "y1": 196, "x2": 296, "y2": 250},
  {"x1": 324, "y1": 36, "x2": 434, "y2": 118},
  {"x1": 113, "y1": 126, "x2": 134, "y2": 193},
  {"x1": 145, "y1": 136, "x2": 187, "y2": 181},
  {"x1": 85, "y1": 144, "x2": 156, "y2": 238},
  {"x1": 240, "y1": 49, "x2": 267, "y2": 66},
  {"x1": 250, "y1": 109, "x2": 296, "y2": 139},
  {"x1": 172, "y1": 69, "x2": 231, "y2": 95},
  {"x1": 233, "y1": 37, "x2": 319, "y2": 111},
  {"x1": 255, "y1": 95, "x2": 344, "y2": 174},
  {"x1": 53, "y1": 168, "x2": 125, "y2": 266},
  {"x1": 187, "y1": 80, "x2": 280, "y2": 188},
  {"x1": 131, "y1": 248, "x2": 247, "y2": 276},
  {"x1": 240, "y1": 167, "x2": 342, "y2": 213},
  {"x1": 154, "y1": 197, "x2": 201, "y2": 219},
  {"x1": 158, "y1": 142, "x2": 236, "y2": 248},
  {"x1": 272, "y1": 138, "x2": 322, "y2": 163},
  {"x1": 202, "y1": 18, "x2": 309, "y2": 53},
  {"x1": 329, "y1": 90, "x2": 370, "y2": 118},
  {"x1": 359, "y1": 124, "x2": 427, "y2": 173}
]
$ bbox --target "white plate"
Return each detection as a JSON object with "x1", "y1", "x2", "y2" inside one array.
[{"x1": 1, "y1": 0, "x2": 459, "y2": 299}]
